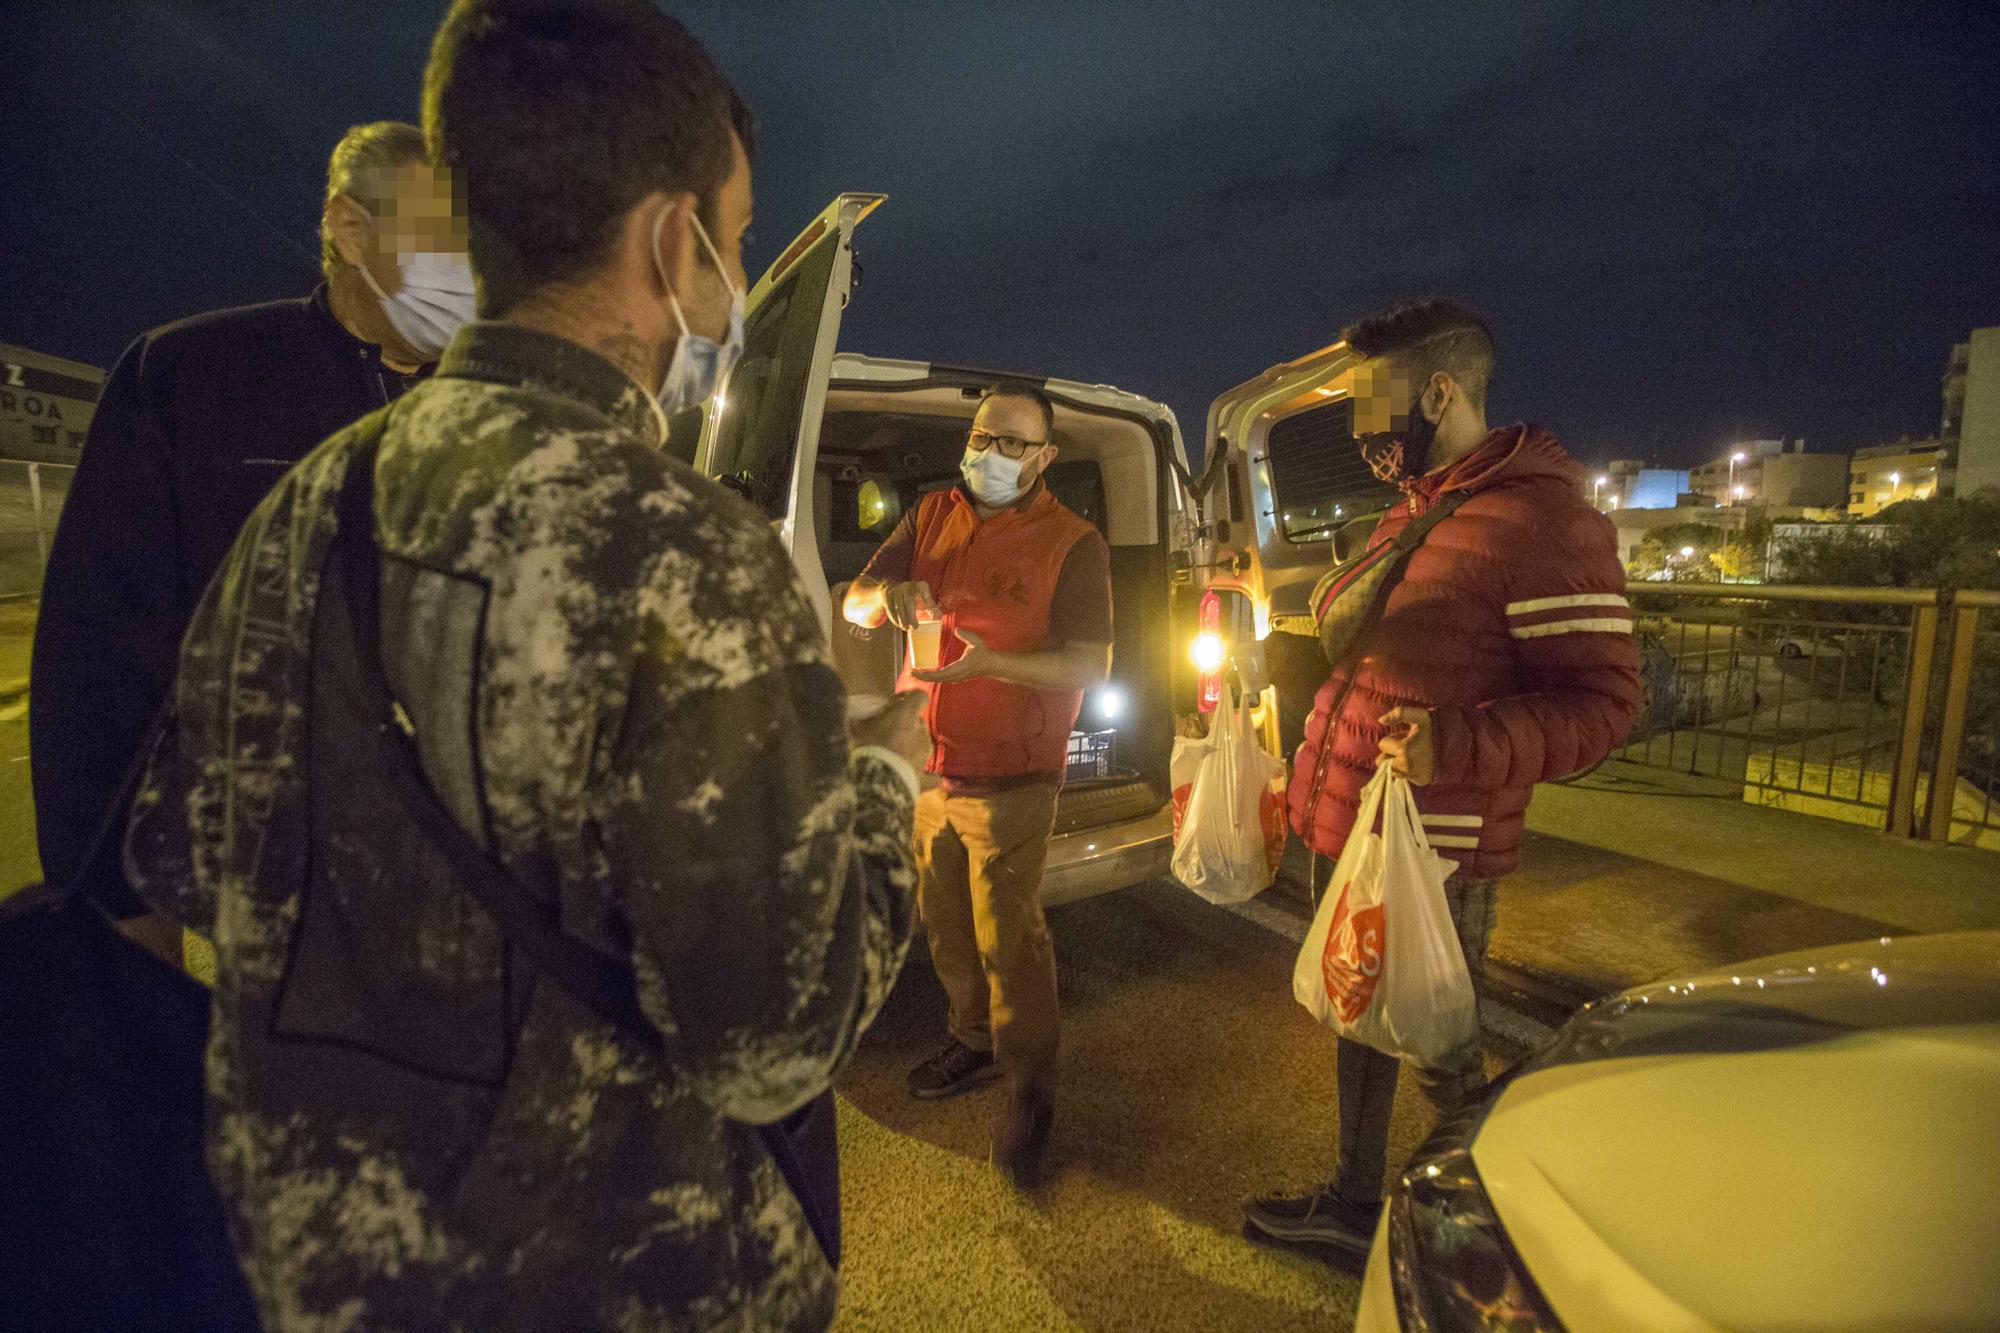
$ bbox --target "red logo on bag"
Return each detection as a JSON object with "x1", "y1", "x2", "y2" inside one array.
[
  {"x1": 1171, "y1": 782, "x2": 1194, "y2": 839},
  {"x1": 1260, "y1": 786, "x2": 1287, "y2": 874},
  {"x1": 1320, "y1": 882, "x2": 1385, "y2": 1023}
]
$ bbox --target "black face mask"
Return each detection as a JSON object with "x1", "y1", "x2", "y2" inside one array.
[{"x1": 1356, "y1": 391, "x2": 1440, "y2": 485}]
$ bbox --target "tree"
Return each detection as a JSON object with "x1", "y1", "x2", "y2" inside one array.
[
  {"x1": 1779, "y1": 493, "x2": 2000, "y2": 589},
  {"x1": 1708, "y1": 542, "x2": 1751, "y2": 580},
  {"x1": 1630, "y1": 522, "x2": 1726, "y2": 581}
]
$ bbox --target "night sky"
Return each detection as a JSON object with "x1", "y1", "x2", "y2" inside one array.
[{"x1": 4, "y1": 2, "x2": 1997, "y2": 469}]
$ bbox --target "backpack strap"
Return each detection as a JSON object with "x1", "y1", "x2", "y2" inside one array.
[
  {"x1": 1308, "y1": 488, "x2": 1472, "y2": 666},
  {"x1": 329, "y1": 433, "x2": 839, "y2": 1264}
]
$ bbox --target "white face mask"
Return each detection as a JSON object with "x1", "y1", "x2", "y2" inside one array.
[
  {"x1": 960, "y1": 445, "x2": 1045, "y2": 507},
  {"x1": 653, "y1": 204, "x2": 746, "y2": 414},
  {"x1": 355, "y1": 249, "x2": 476, "y2": 362}
]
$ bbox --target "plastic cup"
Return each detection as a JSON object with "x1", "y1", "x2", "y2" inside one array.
[{"x1": 910, "y1": 619, "x2": 944, "y2": 671}]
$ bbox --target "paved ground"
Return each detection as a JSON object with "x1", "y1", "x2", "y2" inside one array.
[
  {"x1": 829, "y1": 880, "x2": 1524, "y2": 1332},
  {"x1": 1503, "y1": 758, "x2": 2000, "y2": 995}
]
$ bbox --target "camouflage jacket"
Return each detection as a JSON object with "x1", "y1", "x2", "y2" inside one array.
[{"x1": 125, "y1": 323, "x2": 917, "y2": 1331}]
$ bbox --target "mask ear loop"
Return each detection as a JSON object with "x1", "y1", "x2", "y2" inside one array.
[
  {"x1": 336, "y1": 192, "x2": 396, "y2": 307},
  {"x1": 653, "y1": 202, "x2": 694, "y2": 342}
]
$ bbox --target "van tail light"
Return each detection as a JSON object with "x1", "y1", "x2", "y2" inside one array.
[{"x1": 1193, "y1": 588, "x2": 1225, "y2": 714}]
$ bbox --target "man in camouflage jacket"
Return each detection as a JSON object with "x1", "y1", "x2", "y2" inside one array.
[
  {"x1": 125, "y1": 318, "x2": 918, "y2": 1329},
  {"x1": 121, "y1": 4, "x2": 920, "y2": 1324}
]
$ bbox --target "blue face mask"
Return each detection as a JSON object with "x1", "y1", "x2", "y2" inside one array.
[{"x1": 652, "y1": 204, "x2": 745, "y2": 414}]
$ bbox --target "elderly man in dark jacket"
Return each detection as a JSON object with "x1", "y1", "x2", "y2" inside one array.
[{"x1": 4, "y1": 119, "x2": 464, "y2": 1330}]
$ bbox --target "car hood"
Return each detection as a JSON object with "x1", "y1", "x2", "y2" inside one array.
[{"x1": 1472, "y1": 932, "x2": 2000, "y2": 1331}]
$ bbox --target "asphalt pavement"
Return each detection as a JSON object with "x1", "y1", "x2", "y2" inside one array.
[{"x1": 830, "y1": 878, "x2": 1528, "y2": 1332}]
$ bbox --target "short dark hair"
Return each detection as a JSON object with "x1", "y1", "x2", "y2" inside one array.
[
  {"x1": 1342, "y1": 299, "x2": 1495, "y2": 410},
  {"x1": 422, "y1": 0, "x2": 750, "y2": 317},
  {"x1": 321, "y1": 121, "x2": 428, "y2": 274},
  {"x1": 980, "y1": 382, "x2": 1055, "y2": 441}
]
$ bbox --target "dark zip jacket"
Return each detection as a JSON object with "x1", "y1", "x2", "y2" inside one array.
[{"x1": 30, "y1": 283, "x2": 427, "y2": 913}]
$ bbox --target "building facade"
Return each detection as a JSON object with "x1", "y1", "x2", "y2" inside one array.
[
  {"x1": 1849, "y1": 438, "x2": 1949, "y2": 517},
  {"x1": 1689, "y1": 438, "x2": 1845, "y2": 508},
  {"x1": 1954, "y1": 326, "x2": 2000, "y2": 499},
  {"x1": 1689, "y1": 439, "x2": 1784, "y2": 504},
  {"x1": 1756, "y1": 451, "x2": 1849, "y2": 508},
  {"x1": 1594, "y1": 458, "x2": 1691, "y2": 511}
]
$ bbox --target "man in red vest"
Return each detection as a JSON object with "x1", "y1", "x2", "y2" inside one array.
[{"x1": 843, "y1": 382, "x2": 1113, "y2": 1188}]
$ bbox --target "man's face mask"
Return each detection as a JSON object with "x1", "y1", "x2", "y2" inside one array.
[
  {"x1": 652, "y1": 204, "x2": 745, "y2": 414},
  {"x1": 1356, "y1": 385, "x2": 1441, "y2": 485},
  {"x1": 346, "y1": 194, "x2": 475, "y2": 362},
  {"x1": 960, "y1": 428, "x2": 1050, "y2": 507}
]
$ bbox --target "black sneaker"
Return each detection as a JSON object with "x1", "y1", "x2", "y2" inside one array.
[
  {"x1": 993, "y1": 1089, "x2": 1054, "y2": 1190},
  {"x1": 906, "y1": 1040, "x2": 1002, "y2": 1100},
  {"x1": 1242, "y1": 1185, "x2": 1382, "y2": 1253}
]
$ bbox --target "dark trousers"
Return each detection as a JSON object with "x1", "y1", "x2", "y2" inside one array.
[
  {"x1": 0, "y1": 897, "x2": 260, "y2": 1331},
  {"x1": 1331, "y1": 876, "x2": 1498, "y2": 1205}
]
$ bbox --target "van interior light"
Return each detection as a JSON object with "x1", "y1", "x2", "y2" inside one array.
[
  {"x1": 1191, "y1": 633, "x2": 1226, "y2": 674},
  {"x1": 1095, "y1": 685, "x2": 1125, "y2": 723}
]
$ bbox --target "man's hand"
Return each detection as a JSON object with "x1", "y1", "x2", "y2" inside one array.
[
  {"x1": 883, "y1": 581, "x2": 940, "y2": 632},
  {"x1": 1378, "y1": 706, "x2": 1436, "y2": 786},
  {"x1": 850, "y1": 689, "x2": 934, "y2": 781},
  {"x1": 911, "y1": 628, "x2": 996, "y2": 684}
]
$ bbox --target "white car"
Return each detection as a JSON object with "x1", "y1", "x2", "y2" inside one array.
[
  {"x1": 1355, "y1": 931, "x2": 2000, "y2": 1331},
  {"x1": 680, "y1": 193, "x2": 1404, "y2": 904}
]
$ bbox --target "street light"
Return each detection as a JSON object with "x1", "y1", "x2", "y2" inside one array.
[
  {"x1": 1680, "y1": 545, "x2": 1696, "y2": 558},
  {"x1": 1732, "y1": 484, "x2": 1747, "y2": 502},
  {"x1": 1594, "y1": 475, "x2": 1609, "y2": 507},
  {"x1": 1728, "y1": 450, "x2": 1747, "y2": 496}
]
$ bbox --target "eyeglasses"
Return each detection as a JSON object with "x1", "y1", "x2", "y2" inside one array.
[{"x1": 967, "y1": 428, "x2": 1048, "y2": 460}]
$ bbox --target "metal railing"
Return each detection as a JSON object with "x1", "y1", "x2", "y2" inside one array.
[
  {"x1": 1618, "y1": 581, "x2": 1998, "y2": 850},
  {"x1": 0, "y1": 458, "x2": 73, "y2": 600}
]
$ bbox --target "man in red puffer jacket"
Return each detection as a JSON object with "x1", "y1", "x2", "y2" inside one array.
[{"x1": 1244, "y1": 300, "x2": 1641, "y2": 1255}]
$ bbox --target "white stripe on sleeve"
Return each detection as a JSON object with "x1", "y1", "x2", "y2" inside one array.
[
  {"x1": 1511, "y1": 617, "x2": 1635, "y2": 639},
  {"x1": 1506, "y1": 593, "x2": 1631, "y2": 617}
]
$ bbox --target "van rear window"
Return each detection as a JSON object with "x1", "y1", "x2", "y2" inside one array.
[
  {"x1": 705, "y1": 236, "x2": 841, "y2": 521},
  {"x1": 1264, "y1": 399, "x2": 1399, "y2": 542}
]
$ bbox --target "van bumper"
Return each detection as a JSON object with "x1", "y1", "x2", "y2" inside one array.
[{"x1": 1041, "y1": 805, "x2": 1173, "y2": 907}]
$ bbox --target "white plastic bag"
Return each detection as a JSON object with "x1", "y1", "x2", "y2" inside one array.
[
  {"x1": 1291, "y1": 763, "x2": 1477, "y2": 1065},
  {"x1": 1170, "y1": 698, "x2": 1288, "y2": 904}
]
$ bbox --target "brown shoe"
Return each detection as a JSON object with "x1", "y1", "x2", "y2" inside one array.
[{"x1": 993, "y1": 1088, "x2": 1054, "y2": 1190}]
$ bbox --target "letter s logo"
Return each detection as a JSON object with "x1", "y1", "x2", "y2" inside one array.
[{"x1": 1357, "y1": 924, "x2": 1383, "y2": 978}]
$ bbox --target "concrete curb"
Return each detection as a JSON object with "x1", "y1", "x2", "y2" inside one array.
[{"x1": 1483, "y1": 954, "x2": 1610, "y2": 1029}]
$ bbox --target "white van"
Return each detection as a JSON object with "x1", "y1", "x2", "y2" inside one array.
[{"x1": 678, "y1": 194, "x2": 1400, "y2": 904}]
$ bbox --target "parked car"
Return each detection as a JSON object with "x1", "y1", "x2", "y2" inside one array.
[
  {"x1": 686, "y1": 193, "x2": 1404, "y2": 902},
  {"x1": 1354, "y1": 931, "x2": 2000, "y2": 1331}
]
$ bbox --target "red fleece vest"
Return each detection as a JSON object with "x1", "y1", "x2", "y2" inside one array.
[{"x1": 909, "y1": 484, "x2": 1096, "y2": 779}]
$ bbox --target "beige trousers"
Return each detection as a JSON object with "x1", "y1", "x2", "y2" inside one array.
[{"x1": 912, "y1": 782, "x2": 1062, "y2": 1093}]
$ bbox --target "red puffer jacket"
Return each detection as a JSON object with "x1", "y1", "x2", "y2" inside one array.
[{"x1": 1287, "y1": 424, "x2": 1641, "y2": 879}]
